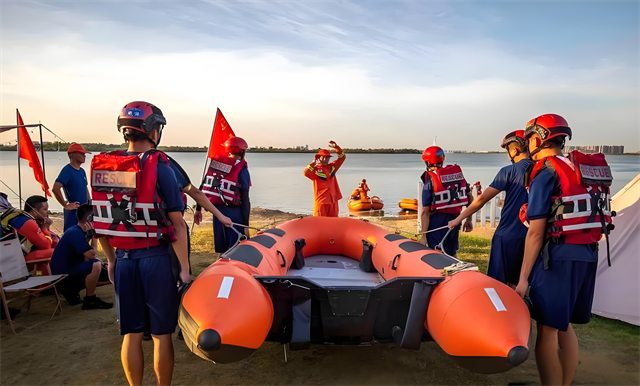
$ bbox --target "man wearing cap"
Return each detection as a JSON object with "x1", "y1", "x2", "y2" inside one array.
[
  {"x1": 53, "y1": 142, "x2": 91, "y2": 231},
  {"x1": 303, "y1": 141, "x2": 346, "y2": 217}
]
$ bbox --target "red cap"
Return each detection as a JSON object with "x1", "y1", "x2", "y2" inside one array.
[
  {"x1": 67, "y1": 142, "x2": 91, "y2": 154},
  {"x1": 317, "y1": 149, "x2": 332, "y2": 157}
]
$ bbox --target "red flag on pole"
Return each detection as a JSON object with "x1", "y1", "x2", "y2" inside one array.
[
  {"x1": 206, "y1": 108, "x2": 236, "y2": 159},
  {"x1": 17, "y1": 110, "x2": 51, "y2": 196}
]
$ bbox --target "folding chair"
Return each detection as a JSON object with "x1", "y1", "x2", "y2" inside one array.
[{"x1": 0, "y1": 231, "x2": 66, "y2": 334}]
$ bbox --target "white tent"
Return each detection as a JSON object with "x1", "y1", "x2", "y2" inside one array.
[{"x1": 592, "y1": 174, "x2": 640, "y2": 326}]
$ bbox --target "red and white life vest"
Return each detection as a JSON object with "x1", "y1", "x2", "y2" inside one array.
[
  {"x1": 90, "y1": 150, "x2": 176, "y2": 250},
  {"x1": 427, "y1": 165, "x2": 470, "y2": 214},
  {"x1": 523, "y1": 151, "x2": 613, "y2": 245},
  {"x1": 201, "y1": 155, "x2": 247, "y2": 206}
]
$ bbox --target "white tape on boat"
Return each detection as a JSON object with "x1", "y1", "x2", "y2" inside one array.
[
  {"x1": 217, "y1": 277, "x2": 234, "y2": 299},
  {"x1": 485, "y1": 288, "x2": 507, "y2": 312}
]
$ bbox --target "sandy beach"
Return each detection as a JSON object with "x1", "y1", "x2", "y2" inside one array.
[{"x1": 1, "y1": 209, "x2": 638, "y2": 385}]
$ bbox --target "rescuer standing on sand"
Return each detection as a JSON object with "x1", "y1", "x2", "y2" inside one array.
[{"x1": 303, "y1": 141, "x2": 346, "y2": 217}]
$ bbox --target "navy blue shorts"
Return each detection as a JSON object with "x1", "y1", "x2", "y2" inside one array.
[
  {"x1": 114, "y1": 252, "x2": 179, "y2": 336},
  {"x1": 213, "y1": 206, "x2": 245, "y2": 253},
  {"x1": 65, "y1": 258, "x2": 100, "y2": 277},
  {"x1": 487, "y1": 235, "x2": 525, "y2": 285},
  {"x1": 529, "y1": 256, "x2": 597, "y2": 331}
]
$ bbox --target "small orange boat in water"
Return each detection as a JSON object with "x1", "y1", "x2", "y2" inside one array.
[
  {"x1": 348, "y1": 194, "x2": 384, "y2": 211},
  {"x1": 398, "y1": 198, "x2": 418, "y2": 212},
  {"x1": 180, "y1": 217, "x2": 530, "y2": 373}
]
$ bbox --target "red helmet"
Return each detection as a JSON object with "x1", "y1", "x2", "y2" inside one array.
[
  {"x1": 117, "y1": 101, "x2": 166, "y2": 134},
  {"x1": 224, "y1": 136, "x2": 248, "y2": 155},
  {"x1": 422, "y1": 146, "x2": 445, "y2": 165},
  {"x1": 317, "y1": 149, "x2": 331, "y2": 157},
  {"x1": 501, "y1": 130, "x2": 527, "y2": 149},
  {"x1": 524, "y1": 114, "x2": 572, "y2": 141}
]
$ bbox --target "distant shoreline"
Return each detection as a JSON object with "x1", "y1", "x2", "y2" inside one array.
[{"x1": 0, "y1": 144, "x2": 636, "y2": 155}]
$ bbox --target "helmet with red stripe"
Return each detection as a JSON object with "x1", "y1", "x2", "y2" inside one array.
[
  {"x1": 117, "y1": 101, "x2": 166, "y2": 147},
  {"x1": 524, "y1": 114, "x2": 572, "y2": 157},
  {"x1": 422, "y1": 146, "x2": 445, "y2": 166},
  {"x1": 501, "y1": 130, "x2": 527, "y2": 149}
]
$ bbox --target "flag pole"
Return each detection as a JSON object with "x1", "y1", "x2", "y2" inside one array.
[
  {"x1": 38, "y1": 123, "x2": 47, "y2": 194},
  {"x1": 16, "y1": 109, "x2": 22, "y2": 204},
  {"x1": 200, "y1": 108, "x2": 219, "y2": 185}
]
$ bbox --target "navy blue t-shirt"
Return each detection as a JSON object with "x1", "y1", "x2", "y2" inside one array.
[
  {"x1": 115, "y1": 154, "x2": 185, "y2": 259},
  {"x1": 50, "y1": 225, "x2": 92, "y2": 273},
  {"x1": 489, "y1": 158, "x2": 533, "y2": 238},
  {"x1": 56, "y1": 164, "x2": 88, "y2": 204},
  {"x1": 166, "y1": 156, "x2": 191, "y2": 192},
  {"x1": 527, "y1": 166, "x2": 597, "y2": 262}
]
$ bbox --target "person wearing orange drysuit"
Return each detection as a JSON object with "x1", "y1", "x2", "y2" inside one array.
[
  {"x1": 303, "y1": 141, "x2": 346, "y2": 217},
  {"x1": 358, "y1": 179, "x2": 370, "y2": 199},
  {"x1": 0, "y1": 195, "x2": 58, "y2": 272}
]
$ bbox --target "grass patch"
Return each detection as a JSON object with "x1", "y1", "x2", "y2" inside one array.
[
  {"x1": 574, "y1": 315, "x2": 640, "y2": 351},
  {"x1": 457, "y1": 234, "x2": 491, "y2": 274}
]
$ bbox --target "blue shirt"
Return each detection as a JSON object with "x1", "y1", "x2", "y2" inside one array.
[
  {"x1": 50, "y1": 225, "x2": 92, "y2": 273},
  {"x1": 115, "y1": 153, "x2": 185, "y2": 259},
  {"x1": 489, "y1": 159, "x2": 533, "y2": 238},
  {"x1": 56, "y1": 164, "x2": 88, "y2": 204},
  {"x1": 166, "y1": 155, "x2": 191, "y2": 192},
  {"x1": 527, "y1": 167, "x2": 597, "y2": 262}
]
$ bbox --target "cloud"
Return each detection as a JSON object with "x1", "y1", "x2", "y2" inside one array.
[{"x1": 0, "y1": 0, "x2": 637, "y2": 151}]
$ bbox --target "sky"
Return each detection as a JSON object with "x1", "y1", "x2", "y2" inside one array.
[{"x1": 1, "y1": 0, "x2": 638, "y2": 151}]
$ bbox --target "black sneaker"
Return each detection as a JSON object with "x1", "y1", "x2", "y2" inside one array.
[
  {"x1": 143, "y1": 331, "x2": 152, "y2": 341},
  {"x1": 81, "y1": 296, "x2": 114, "y2": 310},
  {"x1": 64, "y1": 292, "x2": 83, "y2": 306}
]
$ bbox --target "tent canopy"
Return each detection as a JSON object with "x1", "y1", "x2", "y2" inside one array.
[{"x1": 592, "y1": 174, "x2": 640, "y2": 326}]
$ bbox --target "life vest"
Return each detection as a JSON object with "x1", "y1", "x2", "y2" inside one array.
[
  {"x1": 0, "y1": 207, "x2": 34, "y2": 248},
  {"x1": 520, "y1": 152, "x2": 614, "y2": 266},
  {"x1": 426, "y1": 165, "x2": 470, "y2": 214},
  {"x1": 90, "y1": 150, "x2": 176, "y2": 250},
  {"x1": 201, "y1": 155, "x2": 247, "y2": 206},
  {"x1": 523, "y1": 152, "x2": 613, "y2": 242}
]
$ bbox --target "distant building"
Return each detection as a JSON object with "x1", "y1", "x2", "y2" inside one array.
[{"x1": 565, "y1": 145, "x2": 624, "y2": 155}]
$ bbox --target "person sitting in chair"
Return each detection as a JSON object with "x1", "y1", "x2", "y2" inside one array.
[
  {"x1": 0, "y1": 195, "x2": 58, "y2": 274},
  {"x1": 50, "y1": 204, "x2": 112, "y2": 309}
]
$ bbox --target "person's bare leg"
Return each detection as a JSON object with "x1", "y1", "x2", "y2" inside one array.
[
  {"x1": 536, "y1": 323, "x2": 563, "y2": 385},
  {"x1": 85, "y1": 261, "x2": 102, "y2": 296},
  {"x1": 152, "y1": 334, "x2": 174, "y2": 386},
  {"x1": 558, "y1": 324, "x2": 579, "y2": 385},
  {"x1": 121, "y1": 333, "x2": 144, "y2": 386}
]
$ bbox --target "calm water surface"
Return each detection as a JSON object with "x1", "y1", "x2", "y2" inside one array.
[{"x1": 1, "y1": 151, "x2": 638, "y2": 215}]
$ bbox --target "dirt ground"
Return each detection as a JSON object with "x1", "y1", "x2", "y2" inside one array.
[{"x1": 1, "y1": 209, "x2": 638, "y2": 385}]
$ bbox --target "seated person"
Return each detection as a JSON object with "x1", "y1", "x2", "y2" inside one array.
[
  {"x1": 50, "y1": 204, "x2": 112, "y2": 310},
  {"x1": 0, "y1": 195, "x2": 57, "y2": 273}
]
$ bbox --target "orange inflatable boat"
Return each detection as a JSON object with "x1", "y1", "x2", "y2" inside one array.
[
  {"x1": 348, "y1": 189, "x2": 384, "y2": 211},
  {"x1": 398, "y1": 198, "x2": 418, "y2": 212},
  {"x1": 179, "y1": 217, "x2": 530, "y2": 373}
]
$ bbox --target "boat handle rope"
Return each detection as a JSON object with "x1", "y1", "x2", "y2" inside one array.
[
  {"x1": 391, "y1": 254, "x2": 400, "y2": 270},
  {"x1": 277, "y1": 250, "x2": 286, "y2": 267},
  {"x1": 219, "y1": 226, "x2": 246, "y2": 259},
  {"x1": 435, "y1": 227, "x2": 461, "y2": 262},
  {"x1": 279, "y1": 279, "x2": 310, "y2": 291}
]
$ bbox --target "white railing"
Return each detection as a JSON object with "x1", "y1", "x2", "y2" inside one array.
[{"x1": 417, "y1": 181, "x2": 505, "y2": 233}]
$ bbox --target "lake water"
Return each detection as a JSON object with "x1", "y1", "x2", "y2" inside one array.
[{"x1": 1, "y1": 151, "x2": 638, "y2": 216}]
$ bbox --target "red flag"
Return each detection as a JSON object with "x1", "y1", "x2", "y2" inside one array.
[
  {"x1": 207, "y1": 108, "x2": 236, "y2": 159},
  {"x1": 17, "y1": 110, "x2": 51, "y2": 196}
]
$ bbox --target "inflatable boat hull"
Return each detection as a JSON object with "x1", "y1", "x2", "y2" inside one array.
[{"x1": 179, "y1": 217, "x2": 530, "y2": 373}]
